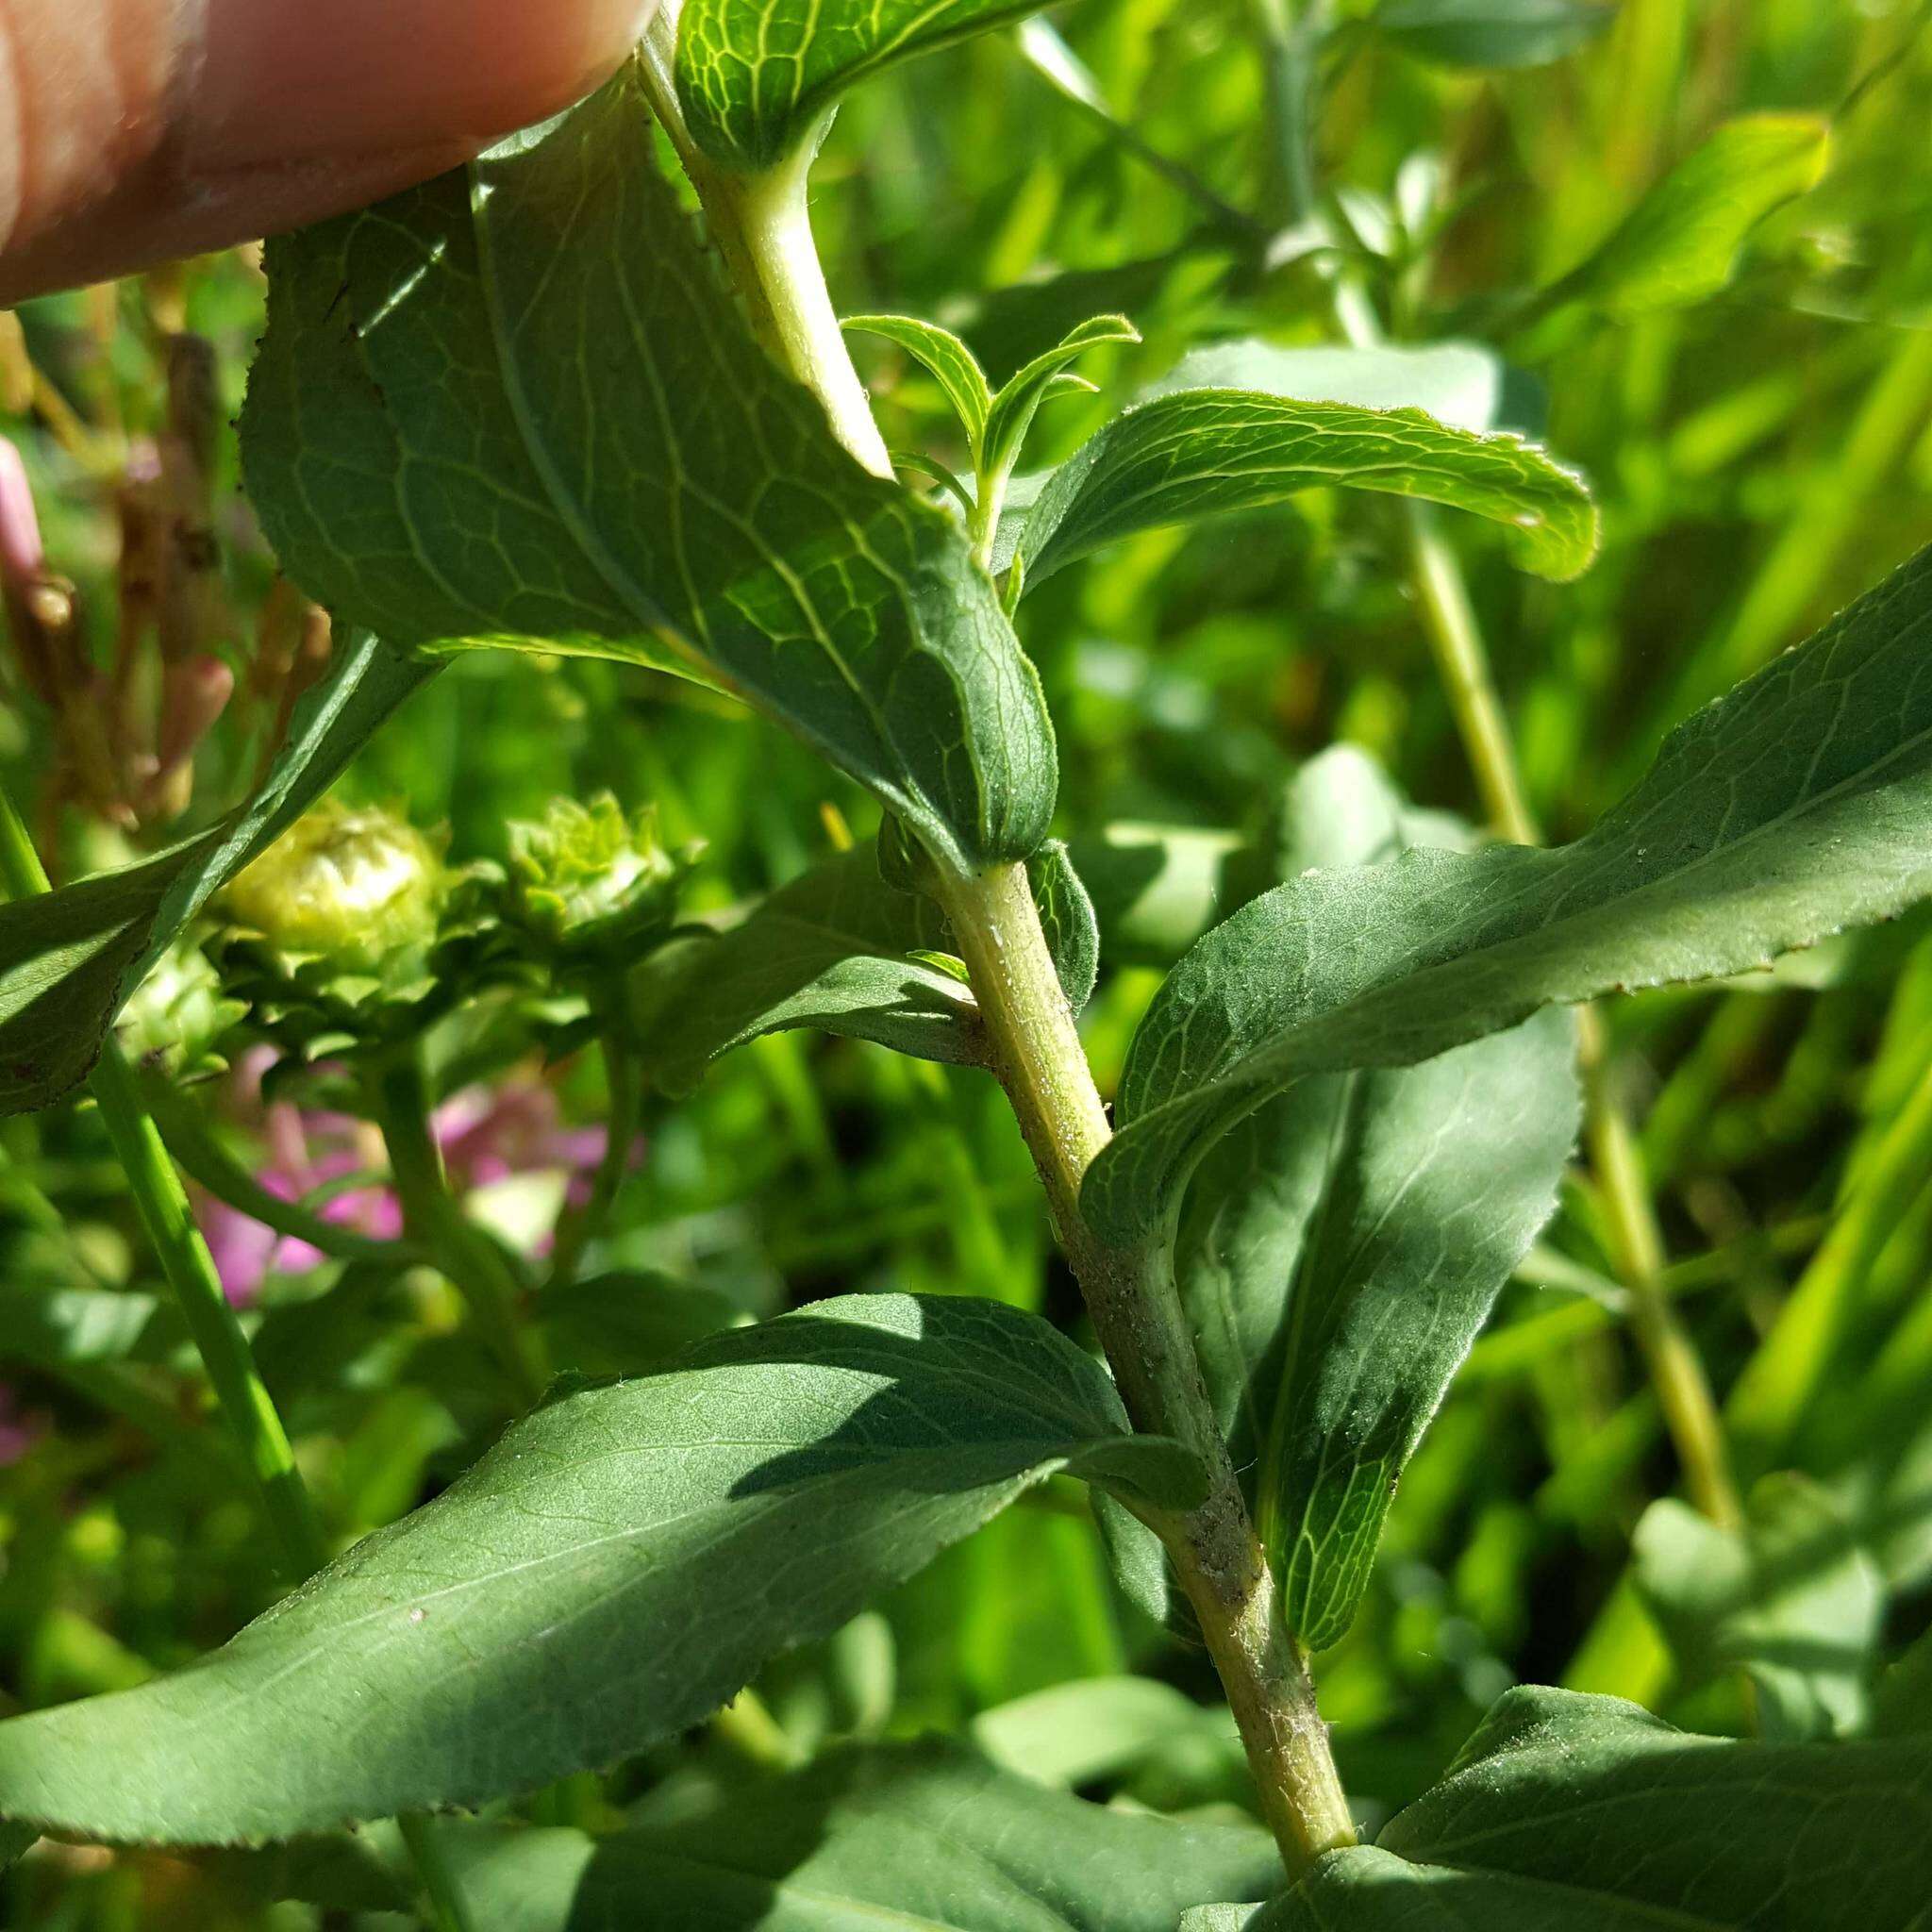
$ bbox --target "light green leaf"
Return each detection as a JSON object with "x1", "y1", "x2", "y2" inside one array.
[
  {"x1": 1032, "y1": 839, "x2": 1101, "y2": 1015},
  {"x1": 981, "y1": 313, "x2": 1141, "y2": 491},
  {"x1": 0, "y1": 1284, "x2": 177, "y2": 1368},
  {"x1": 675, "y1": 1, "x2": 1052, "y2": 172},
  {"x1": 438, "y1": 1740, "x2": 1279, "y2": 1931},
  {"x1": 1375, "y1": 0, "x2": 1615, "y2": 70},
  {"x1": 0, "y1": 635, "x2": 434, "y2": 1116},
  {"x1": 1008, "y1": 387, "x2": 1596, "y2": 590},
  {"x1": 850, "y1": 312, "x2": 996, "y2": 456},
  {"x1": 1067, "y1": 823, "x2": 1246, "y2": 967},
  {"x1": 629, "y1": 849, "x2": 982, "y2": 1094},
  {"x1": 1145, "y1": 341, "x2": 1541, "y2": 436},
  {"x1": 970, "y1": 1676, "x2": 1231, "y2": 1788},
  {"x1": 1541, "y1": 114, "x2": 1832, "y2": 317},
  {"x1": 1085, "y1": 541, "x2": 1932, "y2": 1241},
  {"x1": 241, "y1": 71, "x2": 1056, "y2": 880},
  {"x1": 0, "y1": 1294, "x2": 1198, "y2": 1842},
  {"x1": 1634, "y1": 1475, "x2": 1886, "y2": 1740},
  {"x1": 845, "y1": 312, "x2": 994, "y2": 456},
  {"x1": 1174, "y1": 752, "x2": 1579, "y2": 1651}
]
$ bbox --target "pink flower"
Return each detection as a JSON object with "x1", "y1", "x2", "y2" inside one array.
[
  {"x1": 0, "y1": 1386, "x2": 47, "y2": 1468},
  {"x1": 192, "y1": 1056, "x2": 638, "y2": 1303}
]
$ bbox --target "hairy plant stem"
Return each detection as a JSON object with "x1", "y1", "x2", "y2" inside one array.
[
  {"x1": 645, "y1": 36, "x2": 1355, "y2": 1868},
  {"x1": 636, "y1": 7, "x2": 894, "y2": 480},
  {"x1": 935, "y1": 862, "x2": 1356, "y2": 1874},
  {"x1": 0, "y1": 782, "x2": 475, "y2": 1932},
  {"x1": 368, "y1": 1043, "x2": 549, "y2": 1409}
]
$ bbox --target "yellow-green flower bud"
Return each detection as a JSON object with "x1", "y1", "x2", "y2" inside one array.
[{"x1": 221, "y1": 800, "x2": 445, "y2": 973}]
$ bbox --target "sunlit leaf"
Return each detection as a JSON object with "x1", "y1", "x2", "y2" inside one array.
[
  {"x1": 241, "y1": 71, "x2": 1057, "y2": 880},
  {"x1": 1086, "y1": 541, "x2": 1932, "y2": 1240},
  {"x1": 0, "y1": 1295, "x2": 1198, "y2": 1841}
]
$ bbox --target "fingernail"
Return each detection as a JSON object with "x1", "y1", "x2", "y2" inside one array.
[{"x1": 190, "y1": 0, "x2": 661, "y2": 172}]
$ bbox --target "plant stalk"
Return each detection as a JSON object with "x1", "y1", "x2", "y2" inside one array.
[
  {"x1": 0, "y1": 781, "x2": 474, "y2": 1931},
  {"x1": 935, "y1": 861, "x2": 1356, "y2": 1874},
  {"x1": 545, "y1": 1026, "x2": 641, "y2": 1291},
  {"x1": 650, "y1": 41, "x2": 1356, "y2": 1867},
  {"x1": 635, "y1": 6, "x2": 894, "y2": 479},
  {"x1": 368, "y1": 1044, "x2": 549, "y2": 1408}
]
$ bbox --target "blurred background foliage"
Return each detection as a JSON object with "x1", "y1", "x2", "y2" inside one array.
[{"x1": 4, "y1": 0, "x2": 1932, "y2": 1922}]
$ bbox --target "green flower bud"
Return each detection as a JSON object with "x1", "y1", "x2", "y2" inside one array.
[
  {"x1": 117, "y1": 932, "x2": 247, "y2": 1079},
  {"x1": 506, "y1": 794, "x2": 691, "y2": 964},
  {"x1": 221, "y1": 801, "x2": 445, "y2": 973}
]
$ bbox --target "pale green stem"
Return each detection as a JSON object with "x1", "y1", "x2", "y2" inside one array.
[
  {"x1": 934, "y1": 862, "x2": 1357, "y2": 1873},
  {"x1": 637, "y1": 28, "x2": 1357, "y2": 1870},
  {"x1": 544, "y1": 1026, "x2": 640, "y2": 1292},
  {"x1": 636, "y1": 7, "x2": 893, "y2": 479},
  {"x1": 368, "y1": 1044, "x2": 549, "y2": 1408},
  {"x1": 0, "y1": 781, "x2": 472, "y2": 1931}
]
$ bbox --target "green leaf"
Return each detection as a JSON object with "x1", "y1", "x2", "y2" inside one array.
[
  {"x1": 1008, "y1": 386, "x2": 1596, "y2": 591},
  {"x1": 629, "y1": 849, "x2": 983, "y2": 1094},
  {"x1": 1086, "y1": 541, "x2": 1932, "y2": 1241},
  {"x1": 1541, "y1": 115, "x2": 1832, "y2": 317},
  {"x1": 1032, "y1": 839, "x2": 1101, "y2": 1015},
  {"x1": 1224, "y1": 1686, "x2": 1932, "y2": 1927},
  {"x1": 1146, "y1": 341, "x2": 1541, "y2": 436},
  {"x1": 845, "y1": 313, "x2": 994, "y2": 456},
  {"x1": 438, "y1": 1740, "x2": 1279, "y2": 1930},
  {"x1": 1174, "y1": 751, "x2": 1579, "y2": 1650},
  {"x1": 971, "y1": 1676, "x2": 1231, "y2": 1788},
  {"x1": 675, "y1": 1, "x2": 1051, "y2": 173},
  {"x1": 1873, "y1": 1625, "x2": 1932, "y2": 1739},
  {"x1": 1375, "y1": 0, "x2": 1615, "y2": 70},
  {"x1": 240, "y1": 72, "x2": 1056, "y2": 880},
  {"x1": 1067, "y1": 823, "x2": 1247, "y2": 967},
  {"x1": 0, "y1": 634, "x2": 433, "y2": 1116},
  {"x1": 0, "y1": 1294, "x2": 1198, "y2": 1842},
  {"x1": 1633, "y1": 1474, "x2": 1885, "y2": 1740},
  {"x1": 538, "y1": 1270, "x2": 745, "y2": 1378},
  {"x1": 0, "y1": 1823, "x2": 34, "y2": 1874},
  {"x1": 981, "y1": 313, "x2": 1141, "y2": 491},
  {"x1": 0, "y1": 1284, "x2": 178, "y2": 1368}
]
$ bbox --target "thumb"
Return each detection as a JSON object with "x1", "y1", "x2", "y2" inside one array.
[{"x1": 0, "y1": 0, "x2": 659, "y2": 305}]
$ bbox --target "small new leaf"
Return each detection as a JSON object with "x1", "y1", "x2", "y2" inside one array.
[
  {"x1": 845, "y1": 314, "x2": 994, "y2": 458},
  {"x1": 1009, "y1": 387, "x2": 1597, "y2": 590}
]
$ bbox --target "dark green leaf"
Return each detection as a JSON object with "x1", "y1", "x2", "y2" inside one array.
[
  {"x1": 0, "y1": 634, "x2": 433, "y2": 1115},
  {"x1": 1634, "y1": 1474, "x2": 1885, "y2": 1740},
  {"x1": 1009, "y1": 387, "x2": 1595, "y2": 591},
  {"x1": 1174, "y1": 752, "x2": 1578, "y2": 1650},
  {"x1": 675, "y1": 1, "x2": 1051, "y2": 172},
  {"x1": 1145, "y1": 341, "x2": 1542, "y2": 436},
  {"x1": 439, "y1": 1740, "x2": 1278, "y2": 1930},
  {"x1": 971, "y1": 1676, "x2": 1229, "y2": 1788},
  {"x1": 1376, "y1": 0, "x2": 1615, "y2": 71},
  {"x1": 1086, "y1": 541, "x2": 1932, "y2": 1241},
  {"x1": 1873, "y1": 1625, "x2": 1932, "y2": 1739},
  {"x1": 241, "y1": 72, "x2": 1056, "y2": 879},
  {"x1": 1540, "y1": 115, "x2": 1832, "y2": 317},
  {"x1": 0, "y1": 1294, "x2": 1197, "y2": 1842},
  {"x1": 1217, "y1": 1685, "x2": 1932, "y2": 1927},
  {"x1": 1032, "y1": 839, "x2": 1101, "y2": 1015},
  {"x1": 538, "y1": 1270, "x2": 745, "y2": 1378},
  {"x1": 629, "y1": 849, "x2": 982, "y2": 1094}
]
